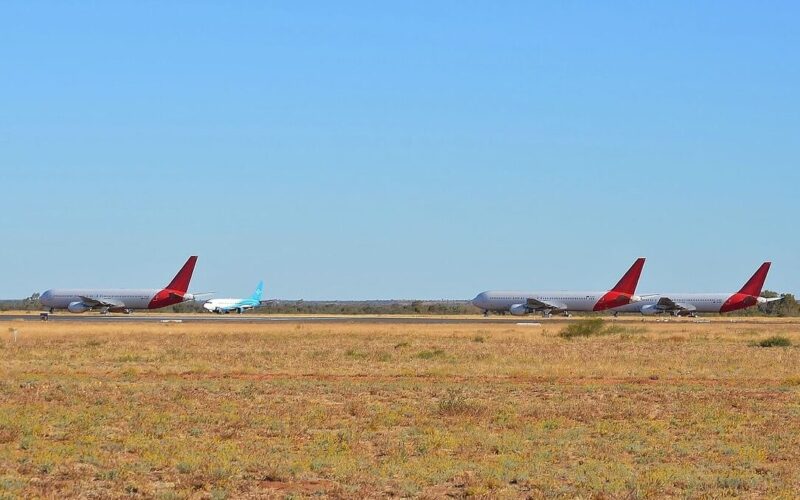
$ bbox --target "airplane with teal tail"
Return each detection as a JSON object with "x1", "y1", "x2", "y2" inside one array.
[{"x1": 203, "y1": 281, "x2": 265, "y2": 314}]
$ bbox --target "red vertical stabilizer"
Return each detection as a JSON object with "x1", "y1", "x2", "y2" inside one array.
[
  {"x1": 165, "y1": 256, "x2": 198, "y2": 293},
  {"x1": 610, "y1": 257, "x2": 646, "y2": 295},
  {"x1": 593, "y1": 257, "x2": 646, "y2": 311},
  {"x1": 738, "y1": 262, "x2": 771, "y2": 297}
]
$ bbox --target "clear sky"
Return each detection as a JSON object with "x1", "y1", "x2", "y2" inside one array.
[{"x1": 1, "y1": 1, "x2": 798, "y2": 299}]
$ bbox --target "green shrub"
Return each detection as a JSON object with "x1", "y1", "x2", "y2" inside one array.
[
  {"x1": 755, "y1": 336, "x2": 791, "y2": 348},
  {"x1": 558, "y1": 319, "x2": 607, "y2": 339}
]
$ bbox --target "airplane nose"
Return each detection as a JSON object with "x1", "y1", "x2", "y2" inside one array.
[{"x1": 471, "y1": 292, "x2": 486, "y2": 308}]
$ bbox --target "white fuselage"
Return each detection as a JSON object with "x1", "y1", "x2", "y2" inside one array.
[
  {"x1": 472, "y1": 291, "x2": 603, "y2": 313},
  {"x1": 40, "y1": 289, "x2": 160, "y2": 310},
  {"x1": 202, "y1": 298, "x2": 258, "y2": 313},
  {"x1": 611, "y1": 293, "x2": 731, "y2": 314}
]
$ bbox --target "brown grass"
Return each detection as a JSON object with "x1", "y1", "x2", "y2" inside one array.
[{"x1": 0, "y1": 318, "x2": 799, "y2": 498}]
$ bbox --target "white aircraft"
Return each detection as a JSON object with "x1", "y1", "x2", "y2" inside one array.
[
  {"x1": 40, "y1": 256, "x2": 206, "y2": 314},
  {"x1": 610, "y1": 262, "x2": 780, "y2": 317},
  {"x1": 203, "y1": 281, "x2": 265, "y2": 314},
  {"x1": 472, "y1": 258, "x2": 646, "y2": 317}
]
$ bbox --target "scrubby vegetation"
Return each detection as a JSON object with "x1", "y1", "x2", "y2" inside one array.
[
  {"x1": 558, "y1": 318, "x2": 609, "y2": 338},
  {"x1": 0, "y1": 319, "x2": 798, "y2": 497},
  {"x1": 754, "y1": 336, "x2": 792, "y2": 347}
]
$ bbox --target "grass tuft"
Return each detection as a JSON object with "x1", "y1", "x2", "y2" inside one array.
[
  {"x1": 753, "y1": 336, "x2": 791, "y2": 348},
  {"x1": 436, "y1": 388, "x2": 485, "y2": 417},
  {"x1": 416, "y1": 349, "x2": 445, "y2": 359}
]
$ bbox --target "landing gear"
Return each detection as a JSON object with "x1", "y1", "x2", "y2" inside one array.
[
  {"x1": 613, "y1": 311, "x2": 619, "y2": 318},
  {"x1": 483, "y1": 310, "x2": 489, "y2": 317}
]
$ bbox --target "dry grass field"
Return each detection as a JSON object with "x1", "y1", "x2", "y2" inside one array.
[{"x1": 1, "y1": 317, "x2": 799, "y2": 498}]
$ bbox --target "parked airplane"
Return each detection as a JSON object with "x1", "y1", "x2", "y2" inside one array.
[
  {"x1": 610, "y1": 262, "x2": 779, "y2": 317},
  {"x1": 471, "y1": 258, "x2": 646, "y2": 317},
  {"x1": 203, "y1": 281, "x2": 265, "y2": 314},
  {"x1": 40, "y1": 256, "x2": 203, "y2": 314}
]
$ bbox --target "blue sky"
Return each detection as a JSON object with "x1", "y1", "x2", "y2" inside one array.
[{"x1": 1, "y1": 1, "x2": 798, "y2": 299}]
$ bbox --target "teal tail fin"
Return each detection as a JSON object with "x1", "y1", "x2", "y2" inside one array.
[{"x1": 250, "y1": 281, "x2": 264, "y2": 301}]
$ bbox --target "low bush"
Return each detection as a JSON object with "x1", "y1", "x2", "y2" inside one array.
[
  {"x1": 754, "y1": 336, "x2": 791, "y2": 348},
  {"x1": 558, "y1": 318, "x2": 607, "y2": 339}
]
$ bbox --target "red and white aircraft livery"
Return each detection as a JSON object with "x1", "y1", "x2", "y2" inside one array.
[
  {"x1": 610, "y1": 262, "x2": 778, "y2": 317},
  {"x1": 471, "y1": 258, "x2": 646, "y2": 316},
  {"x1": 40, "y1": 256, "x2": 201, "y2": 314}
]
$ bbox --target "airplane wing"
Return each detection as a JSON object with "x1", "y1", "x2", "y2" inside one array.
[
  {"x1": 526, "y1": 297, "x2": 568, "y2": 312},
  {"x1": 654, "y1": 297, "x2": 696, "y2": 314},
  {"x1": 78, "y1": 296, "x2": 126, "y2": 308}
]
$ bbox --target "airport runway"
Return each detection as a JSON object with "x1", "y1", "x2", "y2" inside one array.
[{"x1": 0, "y1": 313, "x2": 796, "y2": 326}]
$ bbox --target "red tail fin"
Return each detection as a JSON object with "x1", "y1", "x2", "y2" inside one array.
[
  {"x1": 165, "y1": 256, "x2": 197, "y2": 293},
  {"x1": 610, "y1": 257, "x2": 646, "y2": 294},
  {"x1": 738, "y1": 262, "x2": 771, "y2": 296}
]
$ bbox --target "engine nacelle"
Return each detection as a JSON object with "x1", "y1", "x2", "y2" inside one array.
[
  {"x1": 67, "y1": 301, "x2": 90, "y2": 313},
  {"x1": 640, "y1": 304, "x2": 663, "y2": 315},
  {"x1": 509, "y1": 304, "x2": 528, "y2": 316}
]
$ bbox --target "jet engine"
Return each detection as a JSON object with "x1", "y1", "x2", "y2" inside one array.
[
  {"x1": 639, "y1": 305, "x2": 663, "y2": 315},
  {"x1": 509, "y1": 304, "x2": 528, "y2": 316},
  {"x1": 67, "y1": 301, "x2": 90, "y2": 313}
]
